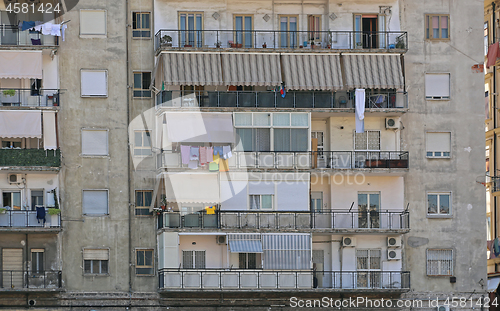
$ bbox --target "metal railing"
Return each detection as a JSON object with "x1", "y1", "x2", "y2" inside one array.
[
  {"x1": 159, "y1": 269, "x2": 410, "y2": 290},
  {"x1": 158, "y1": 210, "x2": 409, "y2": 231},
  {"x1": 156, "y1": 90, "x2": 408, "y2": 109},
  {"x1": 158, "y1": 150, "x2": 409, "y2": 170},
  {"x1": 0, "y1": 209, "x2": 60, "y2": 228},
  {"x1": 0, "y1": 149, "x2": 61, "y2": 167},
  {"x1": 0, "y1": 25, "x2": 58, "y2": 46},
  {"x1": 0, "y1": 89, "x2": 60, "y2": 107},
  {"x1": 155, "y1": 29, "x2": 407, "y2": 51},
  {"x1": 0, "y1": 270, "x2": 62, "y2": 289}
]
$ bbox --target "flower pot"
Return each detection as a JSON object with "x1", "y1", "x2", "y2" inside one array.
[
  {"x1": 50, "y1": 214, "x2": 59, "y2": 226},
  {"x1": 237, "y1": 43, "x2": 243, "y2": 48},
  {"x1": 230, "y1": 43, "x2": 237, "y2": 48},
  {"x1": 184, "y1": 44, "x2": 192, "y2": 47},
  {"x1": 262, "y1": 44, "x2": 267, "y2": 48}
]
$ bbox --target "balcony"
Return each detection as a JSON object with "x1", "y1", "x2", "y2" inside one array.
[
  {"x1": 0, "y1": 270, "x2": 62, "y2": 291},
  {"x1": 158, "y1": 210, "x2": 409, "y2": 232},
  {"x1": 0, "y1": 209, "x2": 60, "y2": 229},
  {"x1": 0, "y1": 25, "x2": 58, "y2": 47},
  {"x1": 156, "y1": 90, "x2": 408, "y2": 110},
  {"x1": 159, "y1": 151, "x2": 409, "y2": 171},
  {"x1": 159, "y1": 269, "x2": 410, "y2": 291},
  {"x1": 155, "y1": 30, "x2": 407, "y2": 52},
  {"x1": 0, "y1": 89, "x2": 60, "y2": 107},
  {"x1": 0, "y1": 149, "x2": 61, "y2": 167}
]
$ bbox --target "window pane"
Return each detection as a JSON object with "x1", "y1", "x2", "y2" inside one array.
[
  {"x1": 358, "y1": 193, "x2": 368, "y2": 211},
  {"x1": 142, "y1": 13, "x2": 150, "y2": 29},
  {"x1": 254, "y1": 128, "x2": 270, "y2": 152},
  {"x1": 253, "y1": 113, "x2": 270, "y2": 126},
  {"x1": 248, "y1": 253, "x2": 256, "y2": 269},
  {"x1": 101, "y1": 260, "x2": 108, "y2": 274},
  {"x1": 432, "y1": 16, "x2": 439, "y2": 38},
  {"x1": 135, "y1": 131, "x2": 142, "y2": 146},
  {"x1": 195, "y1": 251, "x2": 205, "y2": 268},
  {"x1": 134, "y1": 73, "x2": 142, "y2": 89},
  {"x1": 136, "y1": 191, "x2": 144, "y2": 207},
  {"x1": 273, "y1": 113, "x2": 290, "y2": 126},
  {"x1": 274, "y1": 128, "x2": 291, "y2": 151},
  {"x1": 144, "y1": 191, "x2": 152, "y2": 207},
  {"x1": 441, "y1": 16, "x2": 448, "y2": 38},
  {"x1": 367, "y1": 131, "x2": 380, "y2": 150},
  {"x1": 355, "y1": 132, "x2": 367, "y2": 150},
  {"x1": 291, "y1": 113, "x2": 308, "y2": 126},
  {"x1": 145, "y1": 250, "x2": 153, "y2": 266},
  {"x1": 235, "y1": 113, "x2": 252, "y2": 126},
  {"x1": 236, "y1": 128, "x2": 252, "y2": 151},
  {"x1": 440, "y1": 194, "x2": 450, "y2": 214},
  {"x1": 428, "y1": 194, "x2": 438, "y2": 214},
  {"x1": 142, "y1": 73, "x2": 151, "y2": 89},
  {"x1": 291, "y1": 129, "x2": 308, "y2": 151},
  {"x1": 84, "y1": 260, "x2": 91, "y2": 273},
  {"x1": 261, "y1": 195, "x2": 273, "y2": 209},
  {"x1": 249, "y1": 195, "x2": 260, "y2": 209},
  {"x1": 92, "y1": 260, "x2": 100, "y2": 273},
  {"x1": 235, "y1": 16, "x2": 242, "y2": 31},
  {"x1": 137, "y1": 251, "x2": 145, "y2": 266},
  {"x1": 143, "y1": 132, "x2": 151, "y2": 147},
  {"x1": 239, "y1": 253, "x2": 246, "y2": 268}
]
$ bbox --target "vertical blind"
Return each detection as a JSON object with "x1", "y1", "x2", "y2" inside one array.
[{"x1": 262, "y1": 234, "x2": 311, "y2": 270}]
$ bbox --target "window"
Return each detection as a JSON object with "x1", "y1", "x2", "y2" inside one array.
[
  {"x1": 274, "y1": 128, "x2": 308, "y2": 152},
  {"x1": 2, "y1": 191, "x2": 21, "y2": 210},
  {"x1": 135, "y1": 190, "x2": 153, "y2": 216},
  {"x1": 82, "y1": 129, "x2": 108, "y2": 156},
  {"x1": 354, "y1": 130, "x2": 380, "y2": 150},
  {"x1": 80, "y1": 10, "x2": 107, "y2": 36},
  {"x1": 132, "y1": 12, "x2": 151, "y2": 38},
  {"x1": 307, "y1": 15, "x2": 321, "y2": 42},
  {"x1": 427, "y1": 192, "x2": 451, "y2": 216},
  {"x1": 83, "y1": 249, "x2": 109, "y2": 274},
  {"x1": 136, "y1": 249, "x2": 153, "y2": 275},
  {"x1": 356, "y1": 249, "x2": 381, "y2": 288},
  {"x1": 178, "y1": 12, "x2": 203, "y2": 47},
  {"x1": 133, "y1": 72, "x2": 151, "y2": 98},
  {"x1": 31, "y1": 190, "x2": 43, "y2": 211},
  {"x1": 82, "y1": 190, "x2": 109, "y2": 215},
  {"x1": 81, "y1": 70, "x2": 108, "y2": 97},
  {"x1": 30, "y1": 79, "x2": 41, "y2": 96},
  {"x1": 486, "y1": 90, "x2": 490, "y2": 120},
  {"x1": 358, "y1": 192, "x2": 380, "y2": 228},
  {"x1": 485, "y1": 22, "x2": 489, "y2": 56},
  {"x1": 234, "y1": 15, "x2": 253, "y2": 48},
  {"x1": 182, "y1": 250, "x2": 205, "y2": 269},
  {"x1": 249, "y1": 194, "x2": 273, "y2": 210},
  {"x1": 2, "y1": 140, "x2": 21, "y2": 148},
  {"x1": 134, "y1": 131, "x2": 152, "y2": 156},
  {"x1": 425, "y1": 73, "x2": 450, "y2": 99},
  {"x1": 236, "y1": 128, "x2": 270, "y2": 151},
  {"x1": 426, "y1": 249, "x2": 453, "y2": 276},
  {"x1": 426, "y1": 132, "x2": 451, "y2": 158},
  {"x1": 239, "y1": 253, "x2": 257, "y2": 269},
  {"x1": 311, "y1": 192, "x2": 323, "y2": 213},
  {"x1": 31, "y1": 249, "x2": 44, "y2": 274},
  {"x1": 279, "y1": 15, "x2": 298, "y2": 48},
  {"x1": 425, "y1": 14, "x2": 449, "y2": 40}
]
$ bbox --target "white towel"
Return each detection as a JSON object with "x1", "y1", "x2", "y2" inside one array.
[
  {"x1": 355, "y1": 89, "x2": 365, "y2": 133},
  {"x1": 50, "y1": 24, "x2": 61, "y2": 36},
  {"x1": 41, "y1": 22, "x2": 53, "y2": 35}
]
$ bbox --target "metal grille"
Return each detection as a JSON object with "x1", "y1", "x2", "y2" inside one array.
[
  {"x1": 427, "y1": 249, "x2": 453, "y2": 276},
  {"x1": 354, "y1": 130, "x2": 381, "y2": 150},
  {"x1": 195, "y1": 251, "x2": 206, "y2": 269},
  {"x1": 182, "y1": 251, "x2": 193, "y2": 269}
]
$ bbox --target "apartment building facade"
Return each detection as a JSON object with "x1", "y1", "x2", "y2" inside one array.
[{"x1": 0, "y1": 0, "x2": 487, "y2": 309}]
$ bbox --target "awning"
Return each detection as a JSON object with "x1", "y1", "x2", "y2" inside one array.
[
  {"x1": 488, "y1": 276, "x2": 500, "y2": 292},
  {"x1": 221, "y1": 53, "x2": 282, "y2": 86},
  {"x1": 281, "y1": 53, "x2": 343, "y2": 90},
  {"x1": 158, "y1": 52, "x2": 222, "y2": 86},
  {"x1": 0, "y1": 50, "x2": 42, "y2": 79},
  {"x1": 0, "y1": 110, "x2": 41, "y2": 138},
  {"x1": 42, "y1": 111, "x2": 57, "y2": 150},
  {"x1": 165, "y1": 112, "x2": 234, "y2": 143},
  {"x1": 164, "y1": 173, "x2": 219, "y2": 204},
  {"x1": 342, "y1": 54, "x2": 404, "y2": 89},
  {"x1": 228, "y1": 234, "x2": 263, "y2": 253}
]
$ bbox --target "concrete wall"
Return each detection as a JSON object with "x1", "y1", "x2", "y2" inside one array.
[{"x1": 0, "y1": 233, "x2": 59, "y2": 271}]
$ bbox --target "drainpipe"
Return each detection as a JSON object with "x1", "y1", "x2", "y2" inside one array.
[{"x1": 493, "y1": 2, "x2": 498, "y2": 239}]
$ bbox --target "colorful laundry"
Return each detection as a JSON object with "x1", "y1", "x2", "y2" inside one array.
[
  {"x1": 206, "y1": 147, "x2": 213, "y2": 162},
  {"x1": 213, "y1": 146, "x2": 223, "y2": 156},
  {"x1": 199, "y1": 147, "x2": 207, "y2": 164},
  {"x1": 190, "y1": 146, "x2": 199, "y2": 161},
  {"x1": 222, "y1": 145, "x2": 232, "y2": 159}
]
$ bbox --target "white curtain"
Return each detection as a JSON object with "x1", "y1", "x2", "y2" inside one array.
[{"x1": 355, "y1": 89, "x2": 365, "y2": 133}]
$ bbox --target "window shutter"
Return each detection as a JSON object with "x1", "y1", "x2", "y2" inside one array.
[
  {"x1": 80, "y1": 10, "x2": 107, "y2": 35},
  {"x1": 82, "y1": 190, "x2": 108, "y2": 215},
  {"x1": 81, "y1": 70, "x2": 108, "y2": 97},
  {"x1": 82, "y1": 130, "x2": 108, "y2": 155},
  {"x1": 425, "y1": 74, "x2": 450, "y2": 98},
  {"x1": 83, "y1": 249, "x2": 109, "y2": 260},
  {"x1": 426, "y1": 132, "x2": 451, "y2": 152}
]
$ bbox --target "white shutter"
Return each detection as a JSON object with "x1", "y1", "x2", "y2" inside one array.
[
  {"x1": 80, "y1": 10, "x2": 107, "y2": 35},
  {"x1": 426, "y1": 132, "x2": 451, "y2": 152},
  {"x1": 160, "y1": 232, "x2": 179, "y2": 268},
  {"x1": 425, "y1": 74, "x2": 450, "y2": 98},
  {"x1": 82, "y1": 130, "x2": 108, "y2": 156},
  {"x1": 81, "y1": 70, "x2": 108, "y2": 97},
  {"x1": 82, "y1": 190, "x2": 108, "y2": 215},
  {"x1": 83, "y1": 249, "x2": 109, "y2": 260}
]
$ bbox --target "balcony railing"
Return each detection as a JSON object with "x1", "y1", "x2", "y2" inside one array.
[
  {"x1": 0, "y1": 270, "x2": 62, "y2": 289},
  {"x1": 158, "y1": 210, "x2": 409, "y2": 231},
  {"x1": 155, "y1": 29, "x2": 407, "y2": 51},
  {"x1": 0, "y1": 149, "x2": 61, "y2": 167},
  {"x1": 0, "y1": 25, "x2": 58, "y2": 47},
  {"x1": 0, "y1": 209, "x2": 60, "y2": 228},
  {"x1": 156, "y1": 90, "x2": 408, "y2": 109},
  {"x1": 159, "y1": 269, "x2": 410, "y2": 290},
  {"x1": 159, "y1": 150, "x2": 409, "y2": 170},
  {"x1": 0, "y1": 89, "x2": 61, "y2": 107}
]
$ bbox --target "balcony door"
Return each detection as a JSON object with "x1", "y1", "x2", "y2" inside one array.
[
  {"x1": 2, "y1": 191, "x2": 21, "y2": 210},
  {"x1": 178, "y1": 12, "x2": 203, "y2": 47},
  {"x1": 279, "y1": 15, "x2": 298, "y2": 48},
  {"x1": 234, "y1": 15, "x2": 253, "y2": 48},
  {"x1": 357, "y1": 192, "x2": 380, "y2": 229},
  {"x1": 356, "y1": 249, "x2": 381, "y2": 288},
  {"x1": 2, "y1": 248, "x2": 23, "y2": 288},
  {"x1": 182, "y1": 250, "x2": 206, "y2": 269},
  {"x1": 311, "y1": 192, "x2": 323, "y2": 213},
  {"x1": 354, "y1": 14, "x2": 381, "y2": 49}
]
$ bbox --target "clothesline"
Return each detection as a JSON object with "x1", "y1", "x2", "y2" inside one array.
[
  {"x1": 180, "y1": 145, "x2": 232, "y2": 171},
  {"x1": 18, "y1": 21, "x2": 68, "y2": 41}
]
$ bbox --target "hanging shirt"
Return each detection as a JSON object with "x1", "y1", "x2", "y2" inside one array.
[
  {"x1": 222, "y1": 145, "x2": 232, "y2": 159},
  {"x1": 180, "y1": 145, "x2": 190, "y2": 165},
  {"x1": 206, "y1": 147, "x2": 213, "y2": 162},
  {"x1": 190, "y1": 146, "x2": 199, "y2": 161},
  {"x1": 51, "y1": 24, "x2": 61, "y2": 36},
  {"x1": 61, "y1": 24, "x2": 68, "y2": 41},
  {"x1": 41, "y1": 23, "x2": 53, "y2": 35},
  {"x1": 199, "y1": 147, "x2": 207, "y2": 164}
]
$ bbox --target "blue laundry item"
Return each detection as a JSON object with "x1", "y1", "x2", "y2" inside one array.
[
  {"x1": 213, "y1": 146, "x2": 223, "y2": 156},
  {"x1": 36, "y1": 206, "x2": 46, "y2": 224},
  {"x1": 22, "y1": 21, "x2": 36, "y2": 31}
]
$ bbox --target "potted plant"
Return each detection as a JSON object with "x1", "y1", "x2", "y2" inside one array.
[
  {"x1": 215, "y1": 41, "x2": 221, "y2": 48},
  {"x1": 0, "y1": 208, "x2": 6, "y2": 214},
  {"x1": 2, "y1": 89, "x2": 15, "y2": 97},
  {"x1": 48, "y1": 189, "x2": 60, "y2": 226},
  {"x1": 356, "y1": 42, "x2": 363, "y2": 49},
  {"x1": 160, "y1": 35, "x2": 172, "y2": 47},
  {"x1": 262, "y1": 42, "x2": 267, "y2": 48},
  {"x1": 395, "y1": 36, "x2": 406, "y2": 49}
]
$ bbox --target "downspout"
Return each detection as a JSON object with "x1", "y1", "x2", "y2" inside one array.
[{"x1": 493, "y1": 2, "x2": 497, "y2": 239}]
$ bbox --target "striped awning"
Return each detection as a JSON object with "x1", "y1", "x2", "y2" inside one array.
[
  {"x1": 281, "y1": 53, "x2": 343, "y2": 90},
  {"x1": 221, "y1": 53, "x2": 282, "y2": 86},
  {"x1": 159, "y1": 52, "x2": 222, "y2": 86},
  {"x1": 342, "y1": 54, "x2": 404, "y2": 89},
  {"x1": 228, "y1": 234, "x2": 263, "y2": 253}
]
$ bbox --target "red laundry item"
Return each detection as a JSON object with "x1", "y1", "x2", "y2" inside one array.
[{"x1": 487, "y1": 42, "x2": 500, "y2": 69}]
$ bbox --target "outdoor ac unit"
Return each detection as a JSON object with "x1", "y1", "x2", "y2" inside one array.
[
  {"x1": 387, "y1": 249, "x2": 402, "y2": 260},
  {"x1": 216, "y1": 236, "x2": 226, "y2": 245},
  {"x1": 387, "y1": 236, "x2": 402, "y2": 248},
  {"x1": 385, "y1": 117, "x2": 400, "y2": 129},
  {"x1": 8, "y1": 174, "x2": 22, "y2": 184},
  {"x1": 437, "y1": 306, "x2": 450, "y2": 311},
  {"x1": 342, "y1": 236, "x2": 356, "y2": 247}
]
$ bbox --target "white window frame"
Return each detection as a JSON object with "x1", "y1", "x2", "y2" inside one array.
[
  {"x1": 426, "y1": 131, "x2": 451, "y2": 158},
  {"x1": 80, "y1": 9, "x2": 107, "y2": 36},
  {"x1": 182, "y1": 250, "x2": 206, "y2": 269},
  {"x1": 426, "y1": 249, "x2": 453, "y2": 276},
  {"x1": 82, "y1": 189, "x2": 109, "y2": 216},
  {"x1": 81, "y1": 129, "x2": 109, "y2": 157},
  {"x1": 249, "y1": 194, "x2": 274, "y2": 210},
  {"x1": 425, "y1": 73, "x2": 450, "y2": 100},
  {"x1": 427, "y1": 192, "x2": 452, "y2": 217},
  {"x1": 133, "y1": 130, "x2": 152, "y2": 157},
  {"x1": 81, "y1": 69, "x2": 108, "y2": 97}
]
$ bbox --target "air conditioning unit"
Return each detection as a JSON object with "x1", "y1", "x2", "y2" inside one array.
[
  {"x1": 385, "y1": 117, "x2": 400, "y2": 129},
  {"x1": 8, "y1": 174, "x2": 22, "y2": 184},
  {"x1": 342, "y1": 236, "x2": 356, "y2": 247},
  {"x1": 387, "y1": 249, "x2": 401, "y2": 260},
  {"x1": 387, "y1": 236, "x2": 401, "y2": 248},
  {"x1": 216, "y1": 236, "x2": 226, "y2": 245},
  {"x1": 437, "y1": 306, "x2": 450, "y2": 311}
]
